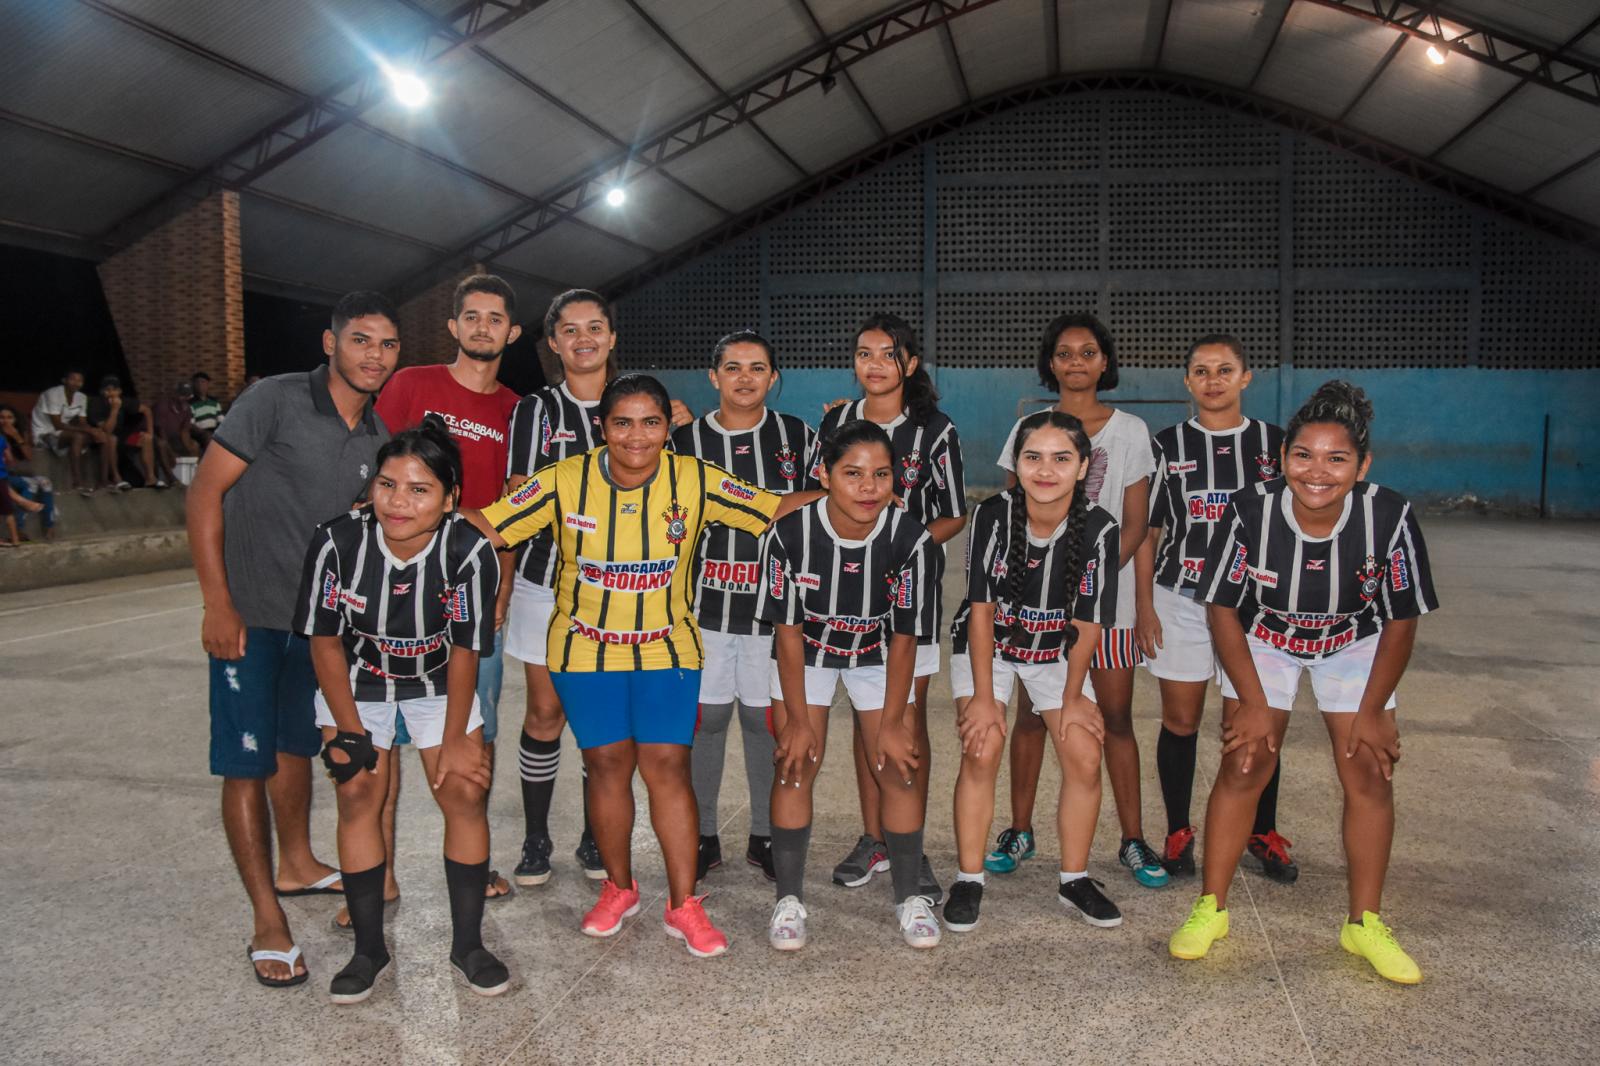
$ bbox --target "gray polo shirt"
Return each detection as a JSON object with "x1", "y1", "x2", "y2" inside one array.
[{"x1": 214, "y1": 364, "x2": 390, "y2": 631}]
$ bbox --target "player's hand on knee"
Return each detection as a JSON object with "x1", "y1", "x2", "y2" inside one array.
[
  {"x1": 774, "y1": 722, "x2": 817, "y2": 787},
  {"x1": 435, "y1": 734, "x2": 491, "y2": 791},
  {"x1": 1055, "y1": 694, "x2": 1104, "y2": 745},
  {"x1": 1346, "y1": 709, "x2": 1400, "y2": 780}
]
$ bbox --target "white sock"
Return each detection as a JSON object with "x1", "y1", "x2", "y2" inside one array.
[
  {"x1": 956, "y1": 870, "x2": 986, "y2": 885},
  {"x1": 1059, "y1": 870, "x2": 1088, "y2": 884}
]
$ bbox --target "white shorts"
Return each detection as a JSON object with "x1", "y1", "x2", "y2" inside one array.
[
  {"x1": 950, "y1": 653, "x2": 1097, "y2": 711},
  {"x1": 504, "y1": 576, "x2": 556, "y2": 666},
  {"x1": 771, "y1": 663, "x2": 905, "y2": 712},
  {"x1": 1218, "y1": 634, "x2": 1397, "y2": 714},
  {"x1": 314, "y1": 691, "x2": 485, "y2": 750},
  {"x1": 915, "y1": 641, "x2": 940, "y2": 677},
  {"x1": 1142, "y1": 585, "x2": 1219, "y2": 683},
  {"x1": 699, "y1": 629, "x2": 773, "y2": 705}
]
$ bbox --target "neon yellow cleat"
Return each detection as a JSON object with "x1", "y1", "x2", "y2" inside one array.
[
  {"x1": 1340, "y1": 912, "x2": 1422, "y2": 984},
  {"x1": 1169, "y1": 894, "x2": 1229, "y2": 960}
]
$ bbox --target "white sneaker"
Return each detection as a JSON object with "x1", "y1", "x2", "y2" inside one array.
[
  {"x1": 768, "y1": 895, "x2": 808, "y2": 951},
  {"x1": 896, "y1": 896, "x2": 941, "y2": 949}
]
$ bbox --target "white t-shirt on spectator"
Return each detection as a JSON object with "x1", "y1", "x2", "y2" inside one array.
[
  {"x1": 31, "y1": 385, "x2": 87, "y2": 444},
  {"x1": 997, "y1": 407, "x2": 1155, "y2": 629}
]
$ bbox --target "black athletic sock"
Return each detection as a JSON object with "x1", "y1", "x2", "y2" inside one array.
[
  {"x1": 444, "y1": 857, "x2": 489, "y2": 961},
  {"x1": 1156, "y1": 726, "x2": 1199, "y2": 836},
  {"x1": 1252, "y1": 759, "x2": 1283, "y2": 836},
  {"x1": 884, "y1": 829, "x2": 924, "y2": 904},
  {"x1": 342, "y1": 862, "x2": 389, "y2": 964},
  {"x1": 518, "y1": 733, "x2": 560, "y2": 840},
  {"x1": 770, "y1": 824, "x2": 811, "y2": 903},
  {"x1": 580, "y1": 765, "x2": 593, "y2": 837}
]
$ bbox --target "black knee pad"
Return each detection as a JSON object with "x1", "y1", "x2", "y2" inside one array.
[{"x1": 321, "y1": 730, "x2": 377, "y2": 785}]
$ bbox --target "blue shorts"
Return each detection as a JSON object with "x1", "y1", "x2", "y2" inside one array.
[
  {"x1": 209, "y1": 629, "x2": 322, "y2": 778},
  {"x1": 394, "y1": 627, "x2": 504, "y2": 747},
  {"x1": 548, "y1": 668, "x2": 701, "y2": 749}
]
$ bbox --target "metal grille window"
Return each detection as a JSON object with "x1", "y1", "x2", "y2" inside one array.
[
  {"x1": 934, "y1": 97, "x2": 1099, "y2": 174},
  {"x1": 1106, "y1": 96, "x2": 1278, "y2": 170},
  {"x1": 1108, "y1": 179, "x2": 1279, "y2": 270},
  {"x1": 1481, "y1": 226, "x2": 1600, "y2": 369},
  {"x1": 617, "y1": 237, "x2": 759, "y2": 370},
  {"x1": 935, "y1": 292, "x2": 1098, "y2": 367},
  {"x1": 1109, "y1": 291, "x2": 1282, "y2": 368},
  {"x1": 935, "y1": 185, "x2": 1099, "y2": 272},
  {"x1": 768, "y1": 295, "x2": 926, "y2": 369},
  {"x1": 1293, "y1": 142, "x2": 1472, "y2": 270},
  {"x1": 767, "y1": 159, "x2": 922, "y2": 275},
  {"x1": 1293, "y1": 291, "x2": 1471, "y2": 368}
]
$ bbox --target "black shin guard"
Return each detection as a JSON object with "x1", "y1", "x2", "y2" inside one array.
[
  {"x1": 518, "y1": 733, "x2": 560, "y2": 840},
  {"x1": 1156, "y1": 726, "x2": 1199, "y2": 836},
  {"x1": 342, "y1": 863, "x2": 390, "y2": 965},
  {"x1": 770, "y1": 824, "x2": 811, "y2": 903},
  {"x1": 1253, "y1": 759, "x2": 1283, "y2": 836},
  {"x1": 445, "y1": 857, "x2": 489, "y2": 960},
  {"x1": 884, "y1": 829, "x2": 924, "y2": 904},
  {"x1": 580, "y1": 764, "x2": 593, "y2": 836}
]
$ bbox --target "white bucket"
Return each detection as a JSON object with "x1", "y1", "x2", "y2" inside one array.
[{"x1": 174, "y1": 456, "x2": 198, "y2": 487}]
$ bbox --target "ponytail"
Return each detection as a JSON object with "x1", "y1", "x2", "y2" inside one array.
[{"x1": 856, "y1": 312, "x2": 939, "y2": 426}]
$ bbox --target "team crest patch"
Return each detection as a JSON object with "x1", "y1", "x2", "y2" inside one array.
[
  {"x1": 662, "y1": 501, "x2": 690, "y2": 545},
  {"x1": 899, "y1": 450, "x2": 924, "y2": 491},
  {"x1": 441, "y1": 583, "x2": 470, "y2": 622},
  {"x1": 507, "y1": 478, "x2": 542, "y2": 507},
  {"x1": 775, "y1": 446, "x2": 799, "y2": 482},
  {"x1": 1356, "y1": 555, "x2": 1387, "y2": 602},
  {"x1": 1388, "y1": 548, "x2": 1410, "y2": 591},
  {"x1": 1255, "y1": 452, "x2": 1279, "y2": 480}
]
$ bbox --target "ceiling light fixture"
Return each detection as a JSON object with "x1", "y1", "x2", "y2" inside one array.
[
  {"x1": 1426, "y1": 44, "x2": 1446, "y2": 65},
  {"x1": 605, "y1": 187, "x2": 627, "y2": 207},
  {"x1": 382, "y1": 64, "x2": 431, "y2": 108}
]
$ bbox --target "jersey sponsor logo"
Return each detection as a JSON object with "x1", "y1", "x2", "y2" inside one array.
[
  {"x1": 1255, "y1": 452, "x2": 1279, "y2": 480},
  {"x1": 577, "y1": 556, "x2": 678, "y2": 591},
  {"x1": 803, "y1": 634, "x2": 883, "y2": 658},
  {"x1": 506, "y1": 478, "x2": 542, "y2": 507},
  {"x1": 806, "y1": 453, "x2": 823, "y2": 481},
  {"x1": 720, "y1": 477, "x2": 758, "y2": 502},
  {"x1": 1281, "y1": 612, "x2": 1343, "y2": 629},
  {"x1": 442, "y1": 584, "x2": 470, "y2": 622},
  {"x1": 1356, "y1": 555, "x2": 1386, "y2": 602},
  {"x1": 775, "y1": 446, "x2": 799, "y2": 482},
  {"x1": 995, "y1": 606, "x2": 1069, "y2": 633},
  {"x1": 539, "y1": 411, "x2": 553, "y2": 456},
  {"x1": 1305, "y1": 558, "x2": 1326, "y2": 571},
  {"x1": 991, "y1": 556, "x2": 1007, "y2": 579},
  {"x1": 843, "y1": 561, "x2": 862, "y2": 574},
  {"x1": 374, "y1": 633, "x2": 446, "y2": 657},
  {"x1": 816, "y1": 613, "x2": 884, "y2": 634},
  {"x1": 321, "y1": 570, "x2": 341, "y2": 610},
  {"x1": 899, "y1": 450, "x2": 924, "y2": 491},
  {"x1": 995, "y1": 642, "x2": 1064, "y2": 664},
  {"x1": 568, "y1": 619, "x2": 673, "y2": 645},
  {"x1": 1388, "y1": 548, "x2": 1410, "y2": 591},
  {"x1": 564, "y1": 513, "x2": 598, "y2": 533},
  {"x1": 794, "y1": 573, "x2": 821, "y2": 590},
  {"x1": 1249, "y1": 566, "x2": 1278, "y2": 589},
  {"x1": 768, "y1": 556, "x2": 785, "y2": 598},
  {"x1": 888, "y1": 568, "x2": 913, "y2": 609},
  {"x1": 1187, "y1": 490, "x2": 1232, "y2": 523},
  {"x1": 1168, "y1": 459, "x2": 1198, "y2": 474},
  {"x1": 932, "y1": 450, "x2": 950, "y2": 490},
  {"x1": 340, "y1": 588, "x2": 368, "y2": 612},
  {"x1": 1079, "y1": 558, "x2": 1097, "y2": 596},
  {"x1": 427, "y1": 409, "x2": 505, "y2": 445},
  {"x1": 1181, "y1": 557, "x2": 1205, "y2": 580},
  {"x1": 663, "y1": 501, "x2": 690, "y2": 545},
  {"x1": 700, "y1": 559, "x2": 759, "y2": 591},
  {"x1": 1251, "y1": 621, "x2": 1355, "y2": 656},
  {"x1": 1227, "y1": 543, "x2": 1250, "y2": 584}
]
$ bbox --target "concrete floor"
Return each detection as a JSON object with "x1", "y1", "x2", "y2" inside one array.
[{"x1": 2, "y1": 516, "x2": 1597, "y2": 1065}]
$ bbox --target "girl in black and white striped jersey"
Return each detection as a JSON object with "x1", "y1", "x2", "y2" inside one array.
[
  {"x1": 945, "y1": 411, "x2": 1122, "y2": 932},
  {"x1": 805, "y1": 313, "x2": 967, "y2": 902},
  {"x1": 295, "y1": 416, "x2": 507, "y2": 1004},
  {"x1": 762, "y1": 420, "x2": 944, "y2": 951},
  {"x1": 672, "y1": 330, "x2": 815, "y2": 882}
]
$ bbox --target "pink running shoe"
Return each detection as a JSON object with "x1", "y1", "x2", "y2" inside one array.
[
  {"x1": 663, "y1": 895, "x2": 729, "y2": 958},
  {"x1": 581, "y1": 879, "x2": 640, "y2": 938}
]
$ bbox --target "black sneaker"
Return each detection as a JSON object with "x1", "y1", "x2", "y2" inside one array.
[
  {"x1": 1163, "y1": 827, "x2": 1197, "y2": 878},
  {"x1": 1058, "y1": 877, "x2": 1123, "y2": 928},
  {"x1": 329, "y1": 951, "x2": 390, "y2": 1005},
  {"x1": 451, "y1": 946, "x2": 510, "y2": 997},
  {"x1": 918, "y1": 854, "x2": 944, "y2": 906},
  {"x1": 831, "y1": 835, "x2": 889, "y2": 887},
  {"x1": 514, "y1": 833, "x2": 553, "y2": 886},
  {"x1": 746, "y1": 834, "x2": 775, "y2": 881},
  {"x1": 1247, "y1": 831, "x2": 1300, "y2": 884},
  {"x1": 696, "y1": 834, "x2": 723, "y2": 881},
  {"x1": 943, "y1": 880, "x2": 983, "y2": 932},
  {"x1": 575, "y1": 830, "x2": 606, "y2": 880}
]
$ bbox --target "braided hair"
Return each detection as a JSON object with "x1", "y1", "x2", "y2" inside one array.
[
  {"x1": 1286, "y1": 379, "x2": 1374, "y2": 460},
  {"x1": 1002, "y1": 410, "x2": 1093, "y2": 648}
]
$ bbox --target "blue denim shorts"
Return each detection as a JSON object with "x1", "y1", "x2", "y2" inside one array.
[{"x1": 208, "y1": 629, "x2": 321, "y2": 778}]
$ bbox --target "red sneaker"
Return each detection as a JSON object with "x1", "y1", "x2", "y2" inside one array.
[
  {"x1": 663, "y1": 895, "x2": 729, "y2": 958},
  {"x1": 1247, "y1": 831, "x2": 1299, "y2": 884},
  {"x1": 1163, "y1": 826, "x2": 1196, "y2": 877},
  {"x1": 581, "y1": 879, "x2": 640, "y2": 937}
]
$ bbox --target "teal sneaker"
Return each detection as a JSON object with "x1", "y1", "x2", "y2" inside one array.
[
  {"x1": 1119, "y1": 837, "x2": 1170, "y2": 888},
  {"x1": 982, "y1": 828, "x2": 1036, "y2": 874}
]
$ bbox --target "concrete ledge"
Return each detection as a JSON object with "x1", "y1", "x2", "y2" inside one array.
[{"x1": 0, "y1": 528, "x2": 191, "y2": 591}]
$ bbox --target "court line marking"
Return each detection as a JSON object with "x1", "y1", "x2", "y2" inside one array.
[
  {"x1": 40, "y1": 635, "x2": 198, "y2": 676},
  {"x1": 0, "y1": 579, "x2": 198, "y2": 618},
  {"x1": 0, "y1": 604, "x2": 200, "y2": 646}
]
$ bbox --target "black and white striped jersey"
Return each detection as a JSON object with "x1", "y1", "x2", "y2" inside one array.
[
  {"x1": 806, "y1": 401, "x2": 967, "y2": 528},
  {"x1": 295, "y1": 510, "x2": 499, "y2": 701},
  {"x1": 1199, "y1": 480, "x2": 1438, "y2": 661},
  {"x1": 1149, "y1": 418, "x2": 1284, "y2": 593},
  {"x1": 505, "y1": 383, "x2": 603, "y2": 586},
  {"x1": 961, "y1": 491, "x2": 1119, "y2": 663},
  {"x1": 758, "y1": 500, "x2": 942, "y2": 669},
  {"x1": 672, "y1": 409, "x2": 816, "y2": 635}
]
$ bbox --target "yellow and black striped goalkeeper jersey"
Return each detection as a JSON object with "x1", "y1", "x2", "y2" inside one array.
[{"x1": 481, "y1": 447, "x2": 780, "y2": 672}]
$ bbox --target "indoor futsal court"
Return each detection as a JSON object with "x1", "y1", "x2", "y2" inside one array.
[{"x1": 1, "y1": 1, "x2": 1598, "y2": 1065}]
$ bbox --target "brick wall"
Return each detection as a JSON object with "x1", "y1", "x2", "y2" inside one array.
[
  {"x1": 97, "y1": 191, "x2": 245, "y2": 401},
  {"x1": 395, "y1": 265, "x2": 486, "y2": 369}
]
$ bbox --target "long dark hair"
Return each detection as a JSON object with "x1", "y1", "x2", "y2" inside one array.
[
  {"x1": 818, "y1": 418, "x2": 893, "y2": 474},
  {"x1": 597, "y1": 373, "x2": 672, "y2": 423},
  {"x1": 1286, "y1": 379, "x2": 1374, "y2": 460},
  {"x1": 544, "y1": 288, "x2": 618, "y2": 383},
  {"x1": 1002, "y1": 410, "x2": 1092, "y2": 648},
  {"x1": 374, "y1": 413, "x2": 463, "y2": 507},
  {"x1": 856, "y1": 312, "x2": 939, "y2": 426},
  {"x1": 1036, "y1": 312, "x2": 1118, "y2": 392}
]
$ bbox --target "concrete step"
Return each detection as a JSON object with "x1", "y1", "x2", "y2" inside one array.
[
  {"x1": 22, "y1": 449, "x2": 190, "y2": 537},
  {"x1": 0, "y1": 527, "x2": 192, "y2": 592}
]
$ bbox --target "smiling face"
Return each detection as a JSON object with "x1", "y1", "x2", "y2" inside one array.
[
  {"x1": 1283, "y1": 422, "x2": 1372, "y2": 520},
  {"x1": 548, "y1": 300, "x2": 615, "y2": 378},
  {"x1": 1049, "y1": 326, "x2": 1107, "y2": 396},
  {"x1": 1013, "y1": 425, "x2": 1088, "y2": 509},
  {"x1": 601, "y1": 393, "x2": 670, "y2": 481},
  {"x1": 372, "y1": 453, "x2": 451, "y2": 547},
  {"x1": 853, "y1": 329, "x2": 913, "y2": 400},
  {"x1": 1185, "y1": 343, "x2": 1251, "y2": 415},
  {"x1": 820, "y1": 440, "x2": 895, "y2": 527},
  {"x1": 450, "y1": 291, "x2": 521, "y2": 363},
  {"x1": 324, "y1": 313, "x2": 400, "y2": 395},
  {"x1": 709, "y1": 341, "x2": 776, "y2": 413}
]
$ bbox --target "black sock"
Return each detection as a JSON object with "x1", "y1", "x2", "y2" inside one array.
[
  {"x1": 580, "y1": 765, "x2": 593, "y2": 837},
  {"x1": 1156, "y1": 726, "x2": 1199, "y2": 836},
  {"x1": 342, "y1": 862, "x2": 389, "y2": 964},
  {"x1": 770, "y1": 824, "x2": 811, "y2": 903},
  {"x1": 884, "y1": 829, "x2": 924, "y2": 904},
  {"x1": 1253, "y1": 759, "x2": 1283, "y2": 836},
  {"x1": 518, "y1": 733, "x2": 560, "y2": 840},
  {"x1": 444, "y1": 857, "x2": 489, "y2": 961}
]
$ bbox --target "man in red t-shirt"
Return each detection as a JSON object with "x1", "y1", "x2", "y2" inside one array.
[{"x1": 360, "y1": 273, "x2": 527, "y2": 917}]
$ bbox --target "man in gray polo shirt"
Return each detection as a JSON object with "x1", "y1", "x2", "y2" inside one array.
[{"x1": 187, "y1": 291, "x2": 399, "y2": 987}]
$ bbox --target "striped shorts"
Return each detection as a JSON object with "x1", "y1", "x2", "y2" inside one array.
[{"x1": 1091, "y1": 626, "x2": 1145, "y2": 670}]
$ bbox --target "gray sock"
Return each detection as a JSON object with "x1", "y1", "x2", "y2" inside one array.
[
  {"x1": 771, "y1": 824, "x2": 812, "y2": 903},
  {"x1": 691, "y1": 702, "x2": 734, "y2": 836},
  {"x1": 884, "y1": 829, "x2": 925, "y2": 904},
  {"x1": 737, "y1": 701, "x2": 777, "y2": 836}
]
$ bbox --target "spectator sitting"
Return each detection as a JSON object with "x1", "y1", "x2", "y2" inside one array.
[
  {"x1": 0, "y1": 404, "x2": 56, "y2": 540},
  {"x1": 190, "y1": 372, "x2": 223, "y2": 449},
  {"x1": 29, "y1": 368, "x2": 109, "y2": 496},
  {"x1": 87, "y1": 375, "x2": 169, "y2": 491},
  {"x1": 154, "y1": 381, "x2": 201, "y2": 457}
]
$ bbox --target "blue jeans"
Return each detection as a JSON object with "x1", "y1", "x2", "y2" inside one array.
[
  {"x1": 208, "y1": 629, "x2": 321, "y2": 778},
  {"x1": 8, "y1": 475, "x2": 54, "y2": 531},
  {"x1": 393, "y1": 626, "x2": 504, "y2": 746}
]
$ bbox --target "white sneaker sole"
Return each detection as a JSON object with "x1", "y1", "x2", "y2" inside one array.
[
  {"x1": 943, "y1": 916, "x2": 979, "y2": 933},
  {"x1": 514, "y1": 870, "x2": 552, "y2": 887},
  {"x1": 664, "y1": 922, "x2": 729, "y2": 958},
  {"x1": 581, "y1": 900, "x2": 640, "y2": 938},
  {"x1": 834, "y1": 858, "x2": 890, "y2": 888},
  {"x1": 582, "y1": 866, "x2": 609, "y2": 881},
  {"x1": 769, "y1": 930, "x2": 807, "y2": 951},
  {"x1": 902, "y1": 930, "x2": 942, "y2": 949},
  {"x1": 453, "y1": 962, "x2": 512, "y2": 997},
  {"x1": 1059, "y1": 895, "x2": 1123, "y2": 928},
  {"x1": 329, "y1": 961, "x2": 389, "y2": 1005}
]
